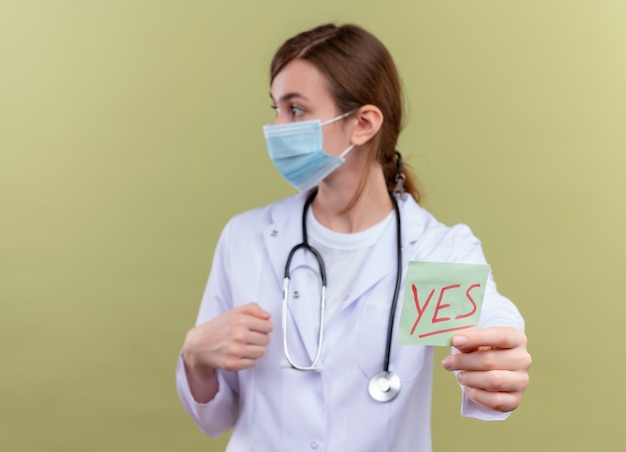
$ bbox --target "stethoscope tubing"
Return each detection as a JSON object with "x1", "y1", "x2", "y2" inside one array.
[
  {"x1": 382, "y1": 194, "x2": 402, "y2": 374},
  {"x1": 281, "y1": 188, "x2": 403, "y2": 402},
  {"x1": 281, "y1": 192, "x2": 327, "y2": 371}
]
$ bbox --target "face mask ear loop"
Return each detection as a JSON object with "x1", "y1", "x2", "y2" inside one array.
[
  {"x1": 321, "y1": 109, "x2": 357, "y2": 126},
  {"x1": 339, "y1": 144, "x2": 355, "y2": 158}
]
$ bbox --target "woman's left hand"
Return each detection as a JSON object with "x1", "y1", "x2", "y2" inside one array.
[{"x1": 441, "y1": 326, "x2": 531, "y2": 412}]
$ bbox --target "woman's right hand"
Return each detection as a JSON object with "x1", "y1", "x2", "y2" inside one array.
[
  {"x1": 183, "y1": 302, "x2": 274, "y2": 372},
  {"x1": 181, "y1": 303, "x2": 274, "y2": 403}
]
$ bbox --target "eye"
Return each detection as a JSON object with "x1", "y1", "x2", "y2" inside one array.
[
  {"x1": 270, "y1": 103, "x2": 306, "y2": 120},
  {"x1": 290, "y1": 105, "x2": 305, "y2": 118}
]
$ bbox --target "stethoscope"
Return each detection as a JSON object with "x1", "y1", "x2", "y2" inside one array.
[{"x1": 281, "y1": 187, "x2": 403, "y2": 403}]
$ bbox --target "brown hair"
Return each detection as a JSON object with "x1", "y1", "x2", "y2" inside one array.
[{"x1": 270, "y1": 23, "x2": 421, "y2": 206}]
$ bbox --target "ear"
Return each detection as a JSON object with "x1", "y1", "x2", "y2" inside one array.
[{"x1": 350, "y1": 104, "x2": 383, "y2": 146}]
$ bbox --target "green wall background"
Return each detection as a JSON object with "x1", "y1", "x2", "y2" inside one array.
[{"x1": 2, "y1": 1, "x2": 625, "y2": 451}]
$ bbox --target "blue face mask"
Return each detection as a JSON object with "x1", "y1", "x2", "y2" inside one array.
[{"x1": 263, "y1": 112, "x2": 355, "y2": 192}]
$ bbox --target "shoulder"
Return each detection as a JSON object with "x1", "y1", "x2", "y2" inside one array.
[
  {"x1": 221, "y1": 192, "x2": 307, "y2": 237},
  {"x1": 399, "y1": 195, "x2": 485, "y2": 263}
]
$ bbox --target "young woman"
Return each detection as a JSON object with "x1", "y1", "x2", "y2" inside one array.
[{"x1": 177, "y1": 23, "x2": 530, "y2": 451}]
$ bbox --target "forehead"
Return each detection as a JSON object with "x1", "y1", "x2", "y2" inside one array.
[{"x1": 270, "y1": 59, "x2": 334, "y2": 103}]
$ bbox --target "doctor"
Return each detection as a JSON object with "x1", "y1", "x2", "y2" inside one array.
[{"x1": 177, "y1": 23, "x2": 530, "y2": 451}]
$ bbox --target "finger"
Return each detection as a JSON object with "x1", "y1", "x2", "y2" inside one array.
[
  {"x1": 238, "y1": 343, "x2": 269, "y2": 361},
  {"x1": 239, "y1": 302, "x2": 272, "y2": 320},
  {"x1": 235, "y1": 357, "x2": 266, "y2": 371},
  {"x1": 245, "y1": 317, "x2": 274, "y2": 334},
  {"x1": 244, "y1": 330, "x2": 272, "y2": 347},
  {"x1": 456, "y1": 370, "x2": 529, "y2": 393},
  {"x1": 462, "y1": 386, "x2": 522, "y2": 413},
  {"x1": 217, "y1": 343, "x2": 269, "y2": 371},
  {"x1": 227, "y1": 310, "x2": 274, "y2": 335},
  {"x1": 225, "y1": 321, "x2": 272, "y2": 348},
  {"x1": 452, "y1": 327, "x2": 526, "y2": 352},
  {"x1": 443, "y1": 347, "x2": 531, "y2": 372},
  {"x1": 220, "y1": 355, "x2": 265, "y2": 371}
]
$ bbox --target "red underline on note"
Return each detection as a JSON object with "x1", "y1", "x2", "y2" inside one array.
[{"x1": 418, "y1": 325, "x2": 474, "y2": 338}]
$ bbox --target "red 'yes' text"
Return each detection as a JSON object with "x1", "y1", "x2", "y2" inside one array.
[{"x1": 409, "y1": 283, "x2": 481, "y2": 338}]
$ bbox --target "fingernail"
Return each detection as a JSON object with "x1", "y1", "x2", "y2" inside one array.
[
  {"x1": 456, "y1": 371, "x2": 464, "y2": 384},
  {"x1": 442, "y1": 357, "x2": 451, "y2": 370},
  {"x1": 453, "y1": 335, "x2": 467, "y2": 347}
]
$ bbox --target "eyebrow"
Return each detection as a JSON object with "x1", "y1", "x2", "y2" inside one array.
[{"x1": 269, "y1": 91, "x2": 309, "y2": 102}]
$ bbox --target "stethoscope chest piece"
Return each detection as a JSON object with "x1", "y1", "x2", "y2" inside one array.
[{"x1": 368, "y1": 371, "x2": 401, "y2": 402}]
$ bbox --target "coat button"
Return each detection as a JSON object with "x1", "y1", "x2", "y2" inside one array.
[
  {"x1": 310, "y1": 440, "x2": 319, "y2": 449},
  {"x1": 271, "y1": 230, "x2": 278, "y2": 237},
  {"x1": 292, "y1": 291, "x2": 300, "y2": 299}
]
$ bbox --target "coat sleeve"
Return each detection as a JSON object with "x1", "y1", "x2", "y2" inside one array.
[
  {"x1": 447, "y1": 224, "x2": 525, "y2": 421},
  {"x1": 175, "y1": 220, "x2": 240, "y2": 437}
]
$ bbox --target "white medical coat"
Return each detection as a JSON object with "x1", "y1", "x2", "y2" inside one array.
[{"x1": 176, "y1": 192, "x2": 524, "y2": 452}]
